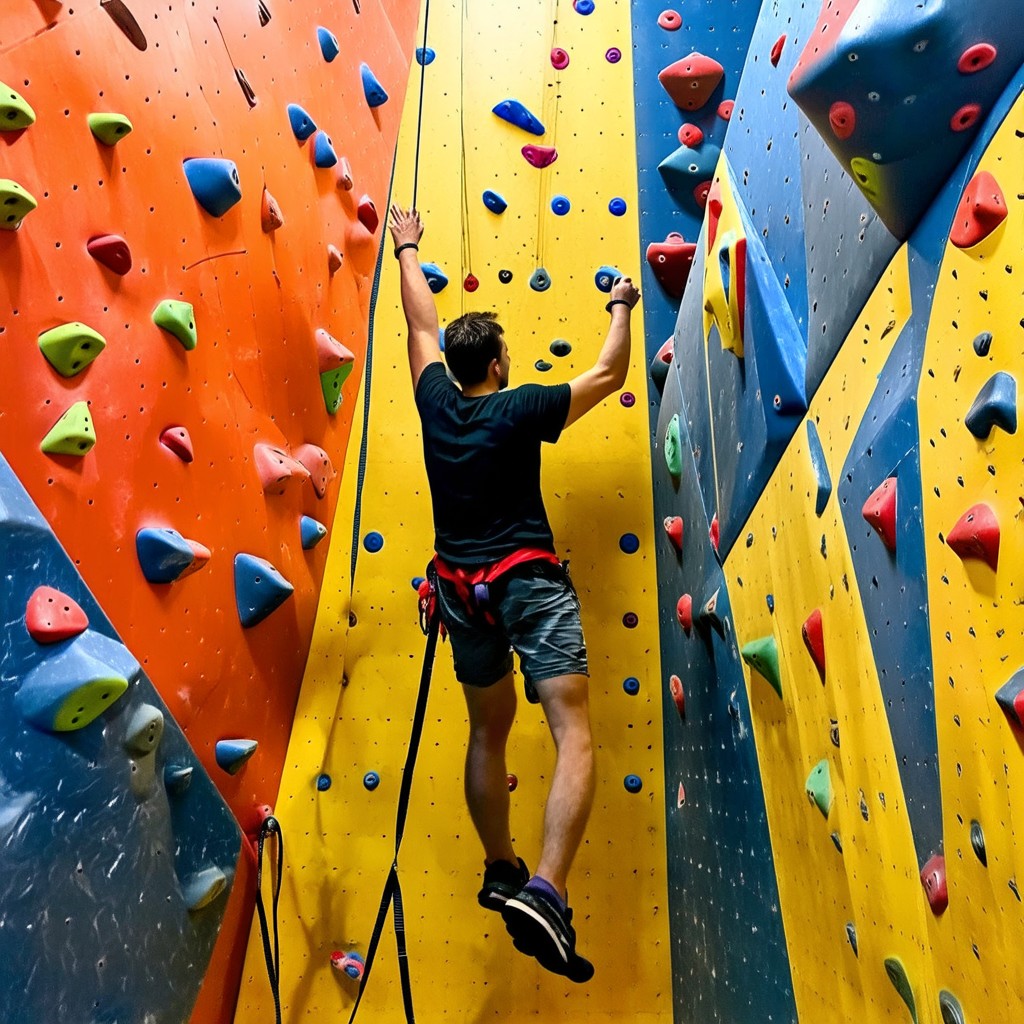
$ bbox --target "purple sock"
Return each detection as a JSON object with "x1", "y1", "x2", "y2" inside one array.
[{"x1": 525, "y1": 875, "x2": 566, "y2": 909}]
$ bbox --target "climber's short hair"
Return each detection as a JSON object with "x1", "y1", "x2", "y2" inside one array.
[{"x1": 443, "y1": 311, "x2": 504, "y2": 387}]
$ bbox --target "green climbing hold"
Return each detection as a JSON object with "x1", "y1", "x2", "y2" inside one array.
[
  {"x1": 664, "y1": 413, "x2": 682, "y2": 476},
  {"x1": 884, "y1": 957, "x2": 918, "y2": 1024},
  {"x1": 321, "y1": 364, "x2": 354, "y2": 414},
  {"x1": 0, "y1": 82, "x2": 36, "y2": 131},
  {"x1": 805, "y1": 759, "x2": 832, "y2": 817},
  {"x1": 88, "y1": 112, "x2": 134, "y2": 146},
  {"x1": 41, "y1": 401, "x2": 96, "y2": 456},
  {"x1": 38, "y1": 322, "x2": 107, "y2": 377},
  {"x1": 741, "y1": 635, "x2": 782, "y2": 697},
  {"x1": 152, "y1": 299, "x2": 197, "y2": 350},
  {"x1": 0, "y1": 179, "x2": 37, "y2": 230}
]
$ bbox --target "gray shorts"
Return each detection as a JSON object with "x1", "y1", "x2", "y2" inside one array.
[{"x1": 435, "y1": 561, "x2": 589, "y2": 688}]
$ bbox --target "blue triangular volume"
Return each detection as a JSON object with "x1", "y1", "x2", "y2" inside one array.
[
  {"x1": 233, "y1": 553, "x2": 294, "y2": 628},
  {"x1": 491, "y1": 99, "x2": 545, "y2": 136}
]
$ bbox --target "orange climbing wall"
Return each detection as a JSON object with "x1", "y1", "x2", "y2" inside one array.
[{"x1": 0, "y1": 2, "x2": 419, "y2": 1021}]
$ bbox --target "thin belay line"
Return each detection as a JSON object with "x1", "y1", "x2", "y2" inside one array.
[
  {"x1": 411, "y1": 0, "x2": 432, "y2": 211},
  {"x1": 459, "y1": 0, "x2": 471, "y2": 309}
]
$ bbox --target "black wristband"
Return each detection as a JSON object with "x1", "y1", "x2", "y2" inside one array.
[
  {"x1": 394, "y1": 242, "x2": 419, "y2": 258},
  {"x1": 605, "y1": 298, "x2": 631, "y2": 313}
]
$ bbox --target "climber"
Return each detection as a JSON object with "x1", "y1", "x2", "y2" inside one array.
[{"x1": 388, "y1": 205, "x2": 640, "y2": 983}]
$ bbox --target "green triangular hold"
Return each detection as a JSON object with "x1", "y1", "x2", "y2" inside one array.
[
  {"x1": 41, "y1": 401, "x2": 96, "y2": 456},
  {"x1": 805, "y1": 759, "x2": 832, "y2": 817},
  {"x1": 152, "y1": 299, "x2": 197, "y2": 350},
  {"x1": 741, "y1": 634, "x2": 782, "y2": 697},
  {"x1": 88, "y1": 112, "x2": 134, "y2": 146},
  {"x1": 664, "y1": 413, "x2": 682, "y2": 476},
  {"x1": 0, "y1": 82, "x2": 36, "y2": 131},
  {"x1": 884, "y1": 957, "x2": 918, "y2": 1024},
  {"x1": 38, "y1": 322, "x2": 107, "y2": 377},
  {"x1": 0, "y1": 178, "x2": 38, "y2": 231},
  {"x1": 321, "y1": 363, "x2": 354, "y2": 414}
]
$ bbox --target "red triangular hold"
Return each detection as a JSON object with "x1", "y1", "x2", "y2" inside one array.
[
  {"x1": 770, "y1": 34, "x2": 786, "y2": 67},
  {"x1": 675, "y1": 594, "x2": 692, "y2": 635},
  {"x1": 658, "y1": 52, "x2": 724, "y2": 111},
  {"x1": 87, "y1": 234, "x2": 133, "y2": 275},
  {"x1": 253, "y1": 443, "x2": 311, "y2": 496},
  {"x1": 801, "y1": 608, "x2": 825, "y2": 682},
  {"x1": 664, "y1": 515, "x2": 684, "y2": 551},
  {"x1": 159, "y1": 425, "x2": 194, "y2": 463},
  {"x1": 646, "y1": 234, "x2": 696, "y2": 299},
  {"x1": 669, "y1": 674, "x2": 686, "y2": 718},
  {"x1": 946, "y1": 503, "x2": 999, "y2": 570},
  {"x1": 26, "y1": 585, "x2": 89, "y2": 643},
  {"x1": 950, "y1": 171, "x2": 1007, "y2": 249},
  {"x1": 357, "y1": 195, "x2": 379, "y2": 233},
  {"x1": 862, "y1": 477, "x2": 897, "y2": 552}
]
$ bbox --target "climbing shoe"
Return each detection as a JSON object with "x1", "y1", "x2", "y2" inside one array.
[
  {"x1": 477, "y1": 857, "x2": 530, "y2": 911},
  {"x1": 502, "y1": 884, "x2": 594, "y2": 983}
]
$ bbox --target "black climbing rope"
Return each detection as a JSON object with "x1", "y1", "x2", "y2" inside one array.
[
  {"x1": 411, "y1": 0, "x2": 433, "y2": 211},
  {"x1": 254, "y1": 815, "x2": 284, "y2": 1024}
]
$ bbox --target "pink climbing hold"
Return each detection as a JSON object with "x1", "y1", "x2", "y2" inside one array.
[
  {"x1": 717, "y1": 100, "x2": 735, "y2": 121},
  {"x1": 920, "y1": 854, "x2": 949, "y2": 915},
  {"x1": 294, "y1": 442, "x2": 335, "y2": 498},
  {"x1": 160, "y1": 425, "x2": 194, "y2": 463},
  {"x1": 26, "y1": 586, "x2": 89, "y2": 644},
  {"x1": 946, "y1": 503, "x2": 1000, "y2": 571},
  {"x1": 658, "y1": 52, "x2": 725, "y2": 111},
  {"x1": 87, "y1": 234, "x2": 132, "y2": 275},
  {"x1": 654, "y1": 336, "x2": 674, "y2": 366},
  {"x1": 669, "y1": 674, "x2": 686, "y2": 718},
  {"x1": 551, "y1": 48, "x2": 570, "y2": 70},
  {"x1": 677, "y1": 782, "x2": 686, "y2": 807},
  {"x1": 770, "y1": 34, "x2": 786, "y2": 68},
  {"x1": 678, "y1": 122, "x2": 703, "y2": 147},
  {"x1": 253, "y1": 443, "x2": 311, "y2": 496},
  {"x1": 522, "y1": 145, "x2": 558, "y2": 168},
  {"x1": 658, "y1": 10, "x2": 681, "y2": 31},
  {"x1": 646, "y1": 233, "x2": 696, "y2": 299},
  {"x1": 862, "y1": 477, "x2": 897, "y2": 552},
  {"x1": 357, "y1": 195, "x2": 379, "y2": 233},
  {"x1": 801, "y1": 609, "x2": 825, "y2": 683},
  {"x1": 709, "y1": 513, "x2": 720, "y2": 553},
  {"x1": 664, "y1": 515, "x2": 683, "y2": 551},
  {"x1": 958, "y1": 43, "x2": 997, "y2": 74},
  {"x1": 315, "y1": 328, "x2": 355, "y2": 374},
  {"x1": 950, "y1": 171, "x2": 1007, "y2": 248},
  {"x1": 675, "y1": 595, "x2": 692, "y2": 636},
  {"x1": 828, "y1": 100, "x2": 856, "y2": 140},
  {"x1": 950, "y1": 103, "x2": 982, "y2": 132},
  {"x1": 464, "y1": 273, "x2": 479, "y2": 292}
]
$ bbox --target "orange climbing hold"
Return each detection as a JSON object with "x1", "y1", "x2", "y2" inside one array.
[
  {"x1": 945, "y1": 503, "x2": 999, "y2": 570},
  {"x1": 260, "y1": 187, "x2": 284, "y2": 232},
  {"x1": 327, "y1": 245, "x2": 344, "y2": 274},
  {"x1": 293, "y1": 443, "x2": 335, "y2": 499},
  {"x1": 862, "y1": 477, "x2": 897, "y2": 552},
  {"x1": 159, "y1": 425, "x2": 194, "y2": 463},
  {"x1": 801, "y1": 609, "x2": 825, "y2": 683},
  {"x1": 253, "y1": 443, "x2": 311, "y2": 496},
  {"x1": 950, "y1": 171, "x2": 1006, "y2": 248},
  {"x1": 646, "y1": 233, "x2": 696, "y2": 299},
  {"x1": 658, "y1": 52, "x2": 725, "y2": 111}
]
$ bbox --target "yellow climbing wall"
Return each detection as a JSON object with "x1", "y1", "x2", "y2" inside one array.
[{"x1": 234, "y1": 1, "x2": 672, "y2": 1021}]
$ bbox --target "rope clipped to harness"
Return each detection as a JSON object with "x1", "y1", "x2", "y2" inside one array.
[{"x1": 254, "y1": 815, "x2": 285, "y2": 1024}]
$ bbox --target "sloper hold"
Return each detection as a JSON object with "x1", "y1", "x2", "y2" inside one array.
[
  {"x1": 260, "y1": 187, "x2": 284, "y2": 232},
  {"x1": 884, "y1": 958, "x2": 918, "y2": 1024},
  {"x1": 124, "y1": 703, "x2": 164, "y2": 754},
  {"x1": 159, "y1": 425, "x2": 194, "y2": 462},
  {"x1": 315, "y1": 329, "x2": 354, "y2": 374},
  {"x1": 38, "y1": 322, "x2": 106, "y2": 377},
  {"x1": 17, "y1": 631, "x2": 132, "y2": 732},
  {"x1": 658, "y1": 52, "x2": 724, "y2": 110},
  {"x1": 951, "y1": 171, "x2": 1007, "y2": 248},
  {"x1": 182, "y1": 867, "x2": 228, "y2": 911},
  {"x1": 646, "y1": 233, "x2": 696, "y2": 299},
  {"x1": 317, "y1": 26, "x2": 339, "y2": 62},
  {"x1": 152, "y1": 299, "x2": 197, "y2": 350},
  {"x1": 136, "y1": 527, "x2": 195, "y2": 583},
  {"x1": 861, "y1": 477, "x2": 897, "y2": 552},
  {"x1": 522, "y1": 145, "x2": 557, "y2": 168},
  {"x1": 301, "y1": 515, "x2": 328, "y2": 549},
  {"x1": 946, "y1": 503, "x2": 999, "y2": 570},
  {"x1": 482, "y1": 190, "x2": 507, "y2": 214},
  {"x1": 964, "y1": 372, "x2": 1017, "y2": 438},
  {"x1": 0, "y1": 179, "x2": 38, "y2": 230},
  {"x1": 920, "y1": 854, "x2": 949, "y2": 914},
  {"x1": 805, "y1": 759, "x2": 832, "y2": 817},
  {"x1": 313, "y1": 130, "x2": 338, "y2": 168},
  {"x1": 327, "y1": 245, "x2": 343, "y2": 274},
  {"x1": 287, "y1": 103, "x2": 317, "y2": 140},
  {"x1": 421, "y1": 263, "x2": 449, "y2": 293},
  {"x1": 806, "y1": 420, "x2": 832, "y2": 515},
  {"x1": 234, "y1": 553, "x2": 294, "y2": 627},
  {"x1": 253, "y1": 443, "x2": 310, "y2": 496},
  {"x1": 41, "y1": 402, "x2": 95, "y2": 456},
  {"x1": 492, "y1": 99, "x2": 545, "y2": 135},
  {"x1": 0, "y1": 82, "x2": 36, "y2": 130},
  {"x1": 183, "y1": 158, "x2": 242, "y2": 218},
  {"x1": 87, "y1": 112, "x2": 133, "y2": 145},
  {"x1": 293, "y1": 442, "x2": 335, "y2": 498},
  {"x1": 664, "y1": 414, "x2": 682, "y2": 477},
  {"x1": 742, "y1": 636, "x2": 782, "y2": 697},
  {"x1": 995, "y1": 667, "x2": 1024, "y2": 726},
  {"x1": 360, "y1": 63, "x2": 388, "y2": 107},
  {"x1": 87, "y1": 234, "x2": 132, "y2": 275},
  {"x1": 215, "y1": 738, "x2": 258, "y2": 774},
  {"x1": 802, "y1": 609, "x2": 826, "y2": 682},
  {"x1": 25, "y1": 586, "x2": 89, "y2": 643}
]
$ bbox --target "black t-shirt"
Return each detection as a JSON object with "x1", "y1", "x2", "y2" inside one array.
[{"x1": 415, "y1": 361, "x2": 571, "y2": 567}]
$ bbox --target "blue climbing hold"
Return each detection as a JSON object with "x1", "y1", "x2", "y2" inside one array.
[
  {"x1": 136, "y1": 527, "x2": 195, "y2": 583},
  {"x1": 530, "y1": 268, "x2": 552, "y2": 292},
  {"x1": 658, "y1": 143, "x2": 720, "y2": 210},
  {"x1": 535, "y1": 360, "x2": 552, "y2": 372},
  {"x1": 412, "y1": 576, "x2": 426, "y2": 590},
  {"x1": 215, "y1": 738, "x2": 258, "y2": 775},
  {"x1": 482, "y1": 190, "x2": 507, "y2": 214},
  {"x1": 551, "y1": 195, "x2": 571, "y2": 216},
  {"x1": 608, "y1": 197, "x2": 627, "y2": 216},
  {"x1": 594, "y1": 266, "x2": 621, "y2": 292},
  {"x1": 364, "y1": 771, "x2": 381, "y2": 790},
  {"x1": 317, "y1": 26, "x2": 339, "y2": 62},
  {"x1": 624, "y1": 774, "x2": 643, "y2": 793},
  {"x1": 183, "y1": 158, "x2": 242, "y2": 218},
  {"x1": 314, "y1": 130, "x2": 338, "y2": 168},
  {"x1": 623, "y1": 676, "x2": 640, "y2": 696},
  {"x1": 766, "y1": 594, "x2": 775, "y2": 613},
  {"x1": 806, "y1": 420, "x2": 832, "y2": 516},
  {"x1": 317, "y1": 773, "x2": 332, "y2": 791},
  {"x1": 233, "y1": 553, "x2": 294, "y2": 628},
  {"x1": 491, "y1": 99, "x2": 545, "y2": 136},
  {"x1": 300, "y1": 515, "x2": 328, "y2": 550},
  {"x1": 421, "y1": 263, "x2": 449, "y2": 294},
  {"x1": 416, "y1": 47, "x2": 436, "y2": 66},
  {"x1": 287, "y1": 103, "x2": 317, "y2": 141},
  {"x1": 619, "y1": 533, "x2": 640, "y2": 554},
  {"x1": 550, "y1": 339, "x2": 572, "y2": 356},
  {"x1": 363, "y1": 531, "x2": 384, "y2": 553},
  {"x1": 964, "y1": 372, "x2": 1017, "y2": 439},
  {"x1": 360, "y1": 63, "x2": 388, "y2": 107},
  {"x1": 165, "y1": 764, "x2": 194, "y2": 793},
  {"x1": 575, "y1": 0, "x2": 595, "y2": 14},
  {"x1": 438, "y1": 327, "x2": 446, "y2": 351}
]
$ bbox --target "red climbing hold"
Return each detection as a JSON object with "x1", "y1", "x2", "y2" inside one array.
[
  {"x1": 507, "y1": 773, "x2": 518, "y2": 792},
  {"x1": 253, "y1": 443, "x2": 311, "y2": 496},
  {"x1": 464, "y1": 273, "x2": 479, "y2": 292},
  {"x1": 357, "y1": 195, "x2": 379, "y2": 233},
  {"x1": 677, "y1": 781, "x2": 686, "y2": 807},
  {"x1": 717, "y1": 100, "x2": 734, "y2": 121},
  {"x1": 828, "y1": 100, "x2": 856, "y2": 140},
  {"x1": 522, "y1": 145, "x2": 558, "y2": 168},
  {"x1": 178, "y1": 540, "x2": 212, "y2": 579},
  {"x1": 315, "y1": 328, "x2": 355, "y2": 374},
  {"x1": 294, "y1": 442, "x2": 335, "y2": 499},
  {"x1": 958, "y1": 43, "x2": 997, "y2": 74},
  {"x1": 551, "y1": 47, "x2": 570, "y2": 70},
  {"x1": 675, "y1": 595, "x2": 692, "y2": 635},
  {"x1": 950, "y1": 171, "x2": 1006, "y2": 248},
  {"x1": 669, "y1": 674, "x2": 686, "y2": 718},
  {"x1": 26, "y1": 586, "x2": 89, "y2": 643},
  {"x1": 946, "y1": 503, "x2": 999, "y2": 571},
  {"x1": 87, "y1": 234, "x2": 132, "y2": 275},
  {"x1": 658, "y1": 52, "x2": 725, "y2": 111},
  {"x1": 920, "y1": 854, "x2": 949, "y2": 915},
  {"x1": 646, "y1": 233, "x2": 696, "y2": 299},
  {"x1": 658, "y1": 10, "x2": 681, "y2": 31},
  {"x1": 160, "y1": 425, "x2": 194, "y2": 463},
  {"x1": 693, "y1": 180, "x2": 712, "y2": 209},
  {"x1": 950, "y1": 103, "x2": 982, "y2": 132},
  {"x1": 709, "y1": 513, "x2": 720, "y2": 553},
  {"x1": 663, "y1": 515, "x2": 684, "y2": 551},
  {"x1": 801, "y1": 609, "x2": 825, "y2": 683},
  {"x1": 862, "y1": 477, "x2": 897, "y2": 552},
  {"x1": 260, "y1": 187, "x2": 284, "y2": 232},
  {"x1": 770, "y1": 34, "x2": 786, "y2": 68},
  {"x1": 678, "y1": 123, "x2": 703, "y2": 147},
  {"x1": 654, "y1": 336, "x2": 674, "y2": 366}
]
